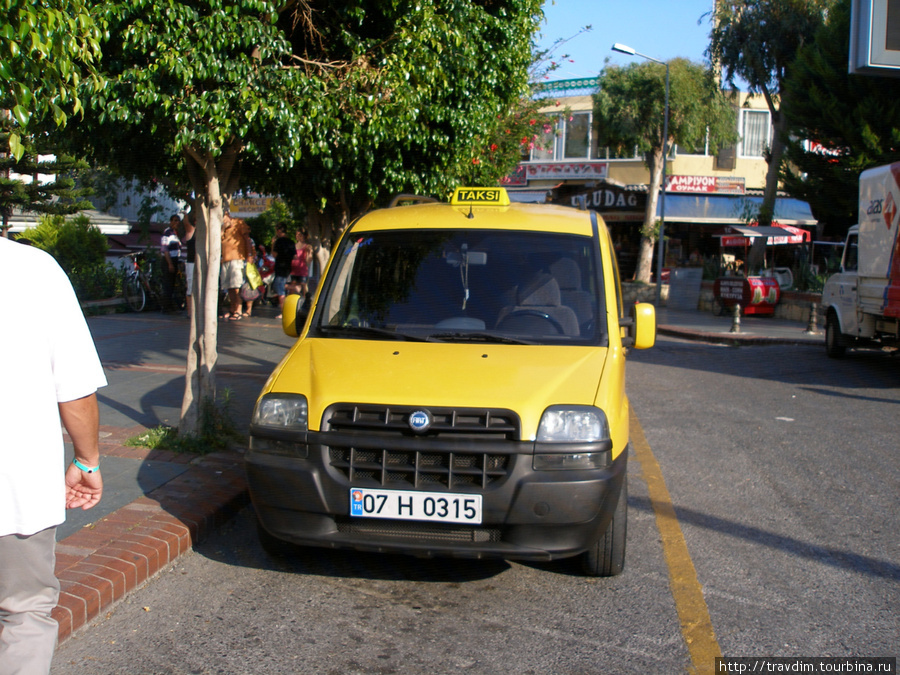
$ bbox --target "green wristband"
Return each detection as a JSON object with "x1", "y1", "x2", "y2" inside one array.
[{"x1": 73, "y1": 458, "x2": 100, "y2": 474}]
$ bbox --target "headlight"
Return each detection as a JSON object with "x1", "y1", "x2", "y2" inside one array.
[
  {"x1": 537, "y1": 406, "x2": 609, "y2": 443},
  {"x1": 252, "y1": 393, "x2": 308, "y2": 431}
]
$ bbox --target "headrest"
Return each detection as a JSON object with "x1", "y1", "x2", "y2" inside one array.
[
  {"x1": 549, "y1": 258, "x2": 581, "y2": 291},
  {"x1": 517, "y1": 273, "x2": 561, "y2": 306}
]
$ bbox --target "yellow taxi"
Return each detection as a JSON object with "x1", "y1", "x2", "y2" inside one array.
[{"x1": 246, "y1": 187, "x2": 655, "y2": 575}]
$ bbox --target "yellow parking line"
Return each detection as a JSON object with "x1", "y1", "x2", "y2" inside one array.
[{"x1": 630, "y1": 407, "x2": 721, "y2": 674}]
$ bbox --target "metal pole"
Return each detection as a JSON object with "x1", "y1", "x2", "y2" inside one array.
[{"x1": 656, "y1": 62, "x2": 669, "y2": 308}]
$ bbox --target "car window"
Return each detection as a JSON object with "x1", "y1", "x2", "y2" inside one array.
[
  {"x1": 844, "y1": 234, "x2": 858, "y2": 272},
  {"x1": 312, "y1": 228, "x2": 607, "y2": 346}
]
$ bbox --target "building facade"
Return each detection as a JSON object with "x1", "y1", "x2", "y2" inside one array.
[{"x1": 507, "y1": 79, "x2": 817, "y2": 282}]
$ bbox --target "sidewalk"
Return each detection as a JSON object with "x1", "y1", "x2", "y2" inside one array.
[
  {"x1": 52, "y1": 302, "x2": 822, "y2": 644},
  {"x1": 54, "y1": 304, "x2": 296, "y2": 643},
  {"x1": 656, "y1": 306, "x2": 824, "y2": 346}
]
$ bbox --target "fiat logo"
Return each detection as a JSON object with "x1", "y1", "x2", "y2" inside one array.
[{"x1": 408, "y1": 410, "x2": 432, "y2": 433}]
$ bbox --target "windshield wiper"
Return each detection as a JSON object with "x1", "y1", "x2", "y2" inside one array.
[
  {"x1": 317, "y1": 325, "x2": 438, "y2": 342},
  {"x1": 428, "y1": 331, "x2": 534, "y2": 345}
]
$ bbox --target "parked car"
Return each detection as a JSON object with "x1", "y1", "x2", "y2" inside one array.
[{"x1": 246, "y1": 187, "x2": 655, "y2": 576}]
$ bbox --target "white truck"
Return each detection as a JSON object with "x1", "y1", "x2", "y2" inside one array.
[{"x1": 822, "y1": 162, "x2": 900, "y2": 357}]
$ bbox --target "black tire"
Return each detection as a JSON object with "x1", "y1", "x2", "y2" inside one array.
[
  {"x1": 825, "y1": 312, "x2": 847, "y2": 359},
  {"x1": 124, "y1": 275, "x2": 146, "y2": 312},
  {"x1": 581, "y1": 481, "x2": 628, "y2": 577}
]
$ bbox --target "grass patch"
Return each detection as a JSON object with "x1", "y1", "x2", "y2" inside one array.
[{"x1": 125, "y1": 391, "x2": 244, "y2": 455}]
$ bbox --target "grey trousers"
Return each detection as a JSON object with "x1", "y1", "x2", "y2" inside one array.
[{"x1": 0, "y1": 527, "x2": 59, "y2": 675}]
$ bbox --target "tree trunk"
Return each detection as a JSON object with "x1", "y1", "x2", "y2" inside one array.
[
  {"x1": 634, "y1": 145, "x2": 666, "y2": 284},
  {"x1": 179, "y1": 146, "x2": 237, "y2": 435}
]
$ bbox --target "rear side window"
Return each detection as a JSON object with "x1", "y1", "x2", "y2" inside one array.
[{"x1": 313, "y1": 229, "x2": 607, "y2": 346}]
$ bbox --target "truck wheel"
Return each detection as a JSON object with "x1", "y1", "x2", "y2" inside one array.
[
  {"x1": 825, "y1": 313, "x2": 847, "y2": 359},
  {"x1": 581, "y1": 481, "x2": 627, "y2": 577}
]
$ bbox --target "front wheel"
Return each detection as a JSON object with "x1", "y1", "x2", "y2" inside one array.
[
  {"x1": 825, "y1": 313, "x2": 847, "y2": 359},
  {"x1": 581, "y1": 481, "x2": 627, "y2": 577},
  {"x1": 124, "y1": 275, "x2": 146, "y2": 312}
]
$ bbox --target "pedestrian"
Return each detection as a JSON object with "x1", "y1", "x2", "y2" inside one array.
[
  {"x1": 272, "y1": 225, "x2": 296, "y2": 318},
  {"x1": 0, "y1": 237, "x2": 107, "y2": 675},
  {"x1": 290, "y1": 229, "x2": 312, "y2": 298},
  {"x1": 242, "y1": 237, "x2": 259, "y2": 318},
  {"x1": 182, "y1": 211, "x2": 196, "y2": 319},
  {"x1": 160, "y1": 214, "x2": 183, "y2": 312},
  {"x1": 220, "y1": 211, "x2": 254, "y2": 320}
]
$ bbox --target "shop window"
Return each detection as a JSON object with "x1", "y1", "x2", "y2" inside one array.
[
  {"x1": 530, "y1": 112, "x2": 595, "y2": 161},
  {"x1": 531, "y1": 118, "x2": 558, "y2": 161},
  {"x1": 563, "y1": 113, "x2": 591, "y2": 159},
  {"x1": 740, "y1": 109, "x2": 771, "y2": 158}
]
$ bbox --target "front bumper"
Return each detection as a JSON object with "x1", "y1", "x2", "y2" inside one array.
[{"x1": 246, "y1": 431, "x2": 627, "y2": 562}]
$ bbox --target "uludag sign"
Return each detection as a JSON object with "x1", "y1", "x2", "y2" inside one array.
[{"x1": 666, "y1": 175, "x2": 745, "y2": 194}]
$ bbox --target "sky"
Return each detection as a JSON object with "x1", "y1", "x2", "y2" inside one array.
[{"x1": 535, "y1": 0, "x2": 718, "y2": 80}]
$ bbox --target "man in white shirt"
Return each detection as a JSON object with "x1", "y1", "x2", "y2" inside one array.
[{"x1": 0, "y1": 237, "x2": 108, "y2": 675}]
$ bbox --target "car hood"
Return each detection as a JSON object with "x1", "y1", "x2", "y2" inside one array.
[{"x1": 267, "y1": 338, "x2": 609, "y2": 440}]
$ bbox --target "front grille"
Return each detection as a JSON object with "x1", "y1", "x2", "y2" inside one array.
[
  {"x1": 336, "y1": 517, "x2": 502, "y2": 543},
  {"x1": 329, "y1": 447, "x2": 510, "y2": 490},
  {"x1": 323, "y1": 404, "x2": 520, "y2": 490},
  {"x1": 324, "y1": 404, "x2": 520, "y2": 439}
]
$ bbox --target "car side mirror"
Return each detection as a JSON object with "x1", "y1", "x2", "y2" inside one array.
[
  {"x1": 282, "y1": 293, "x2": 309, "y2": 338},
  {"x1": 620, "y1": 302, "x2": 656, "y2": 349}
]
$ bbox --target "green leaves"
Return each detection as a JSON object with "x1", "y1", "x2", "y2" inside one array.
[
  {"x1": 1, "y1": 0, "x2": 103, "y2": 133},
  {"x1": 594, "y1": 58, "x2": 736, "y2": 161},
  {"x1": 8, "y1": 132, "x2": 24, "y2": 161}
]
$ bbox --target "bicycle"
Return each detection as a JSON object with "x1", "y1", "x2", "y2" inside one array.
[
  {"x1": 123, "y1": 252, "x2": 151, "y2": 312},
  {"x1": 122, "y1": 251, "x2": 186, "y2": 313}
]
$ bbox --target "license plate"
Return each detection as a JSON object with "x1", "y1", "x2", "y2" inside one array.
[{"x1": 349, "y1": 488, "x2": 482, "y2": 525}]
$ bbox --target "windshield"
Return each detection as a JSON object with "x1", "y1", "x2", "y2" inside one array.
[{"x1": 311, "y1": 228, "x2": 606, "y2": 346}]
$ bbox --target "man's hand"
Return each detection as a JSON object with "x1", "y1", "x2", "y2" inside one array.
[
  {"x1": 59, "y1": 393, "x2": 103, "y2": 510},
  {"x1": 65, "y1": 462, "x2": 103, "y2": 510}
]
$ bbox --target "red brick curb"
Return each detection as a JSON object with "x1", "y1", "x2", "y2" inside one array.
[{"x1": 52, "y1": 451, "x2": 248, "y2": 644}]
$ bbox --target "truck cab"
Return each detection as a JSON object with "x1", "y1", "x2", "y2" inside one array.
[
  {"x1": 245, "y1": 187, "x2": 655, "y2": 576},
  {"x1": 822, "y1": 161, "x2": 900, "y2": 357},
  {"x1": 822, "y1": 225, "x2": 861, "y2": 355}
]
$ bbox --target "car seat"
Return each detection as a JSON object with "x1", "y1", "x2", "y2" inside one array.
[
  {"x1": 495, "y1": 272, "x2": 580, "y2": 336},
  {"x1": 549, "y1": 257, "x2": 594, "y2": 330}
]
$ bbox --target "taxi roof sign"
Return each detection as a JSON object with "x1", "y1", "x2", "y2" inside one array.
[{"x1": 451, "y1": 187, "x2": 510, "y2": 207}]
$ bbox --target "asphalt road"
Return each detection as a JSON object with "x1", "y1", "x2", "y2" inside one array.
[{"x1": 51, "y1": 336, "x2": 900, "y2": 674}]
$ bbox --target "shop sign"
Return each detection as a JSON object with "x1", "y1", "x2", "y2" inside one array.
[
  {"x1": 568, "y1": 187, "x2": 641, "y2": 211},
  {"x1": 502, "y1": 165, "x2": 528, "y2": 187},
  {"x1": 666, "y1": 175, "x2": 745, "y2": 195},
  {"x1": 228, "y1": 194, "x2": 275, "y2": 217},
  {"x1": 525, "y1": 161, "x2": 609, "y2": 180}
]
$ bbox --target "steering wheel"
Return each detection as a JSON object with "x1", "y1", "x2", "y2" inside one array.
[{"x1": 497, "y1": 309, "x2": 565, "y2": 335}]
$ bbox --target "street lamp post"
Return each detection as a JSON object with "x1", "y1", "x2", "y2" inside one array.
[{"x1": 611, "y1": 43, "x2": 670, "y2": 307}]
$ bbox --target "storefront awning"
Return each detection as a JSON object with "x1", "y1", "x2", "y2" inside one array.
[
  {"x1": 713, "y1": 223, "x2": 811, "y2": 246},
  {"x1": 657, "y1": 194, "x2": 817, "y2": 226}
]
